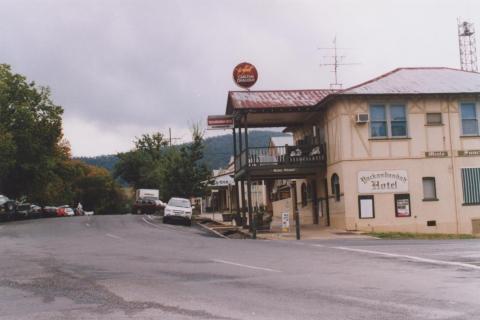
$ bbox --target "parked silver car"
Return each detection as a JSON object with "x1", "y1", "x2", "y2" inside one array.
[{"x1": 163, "y1": 197, "x2": 193, "y2": 226}]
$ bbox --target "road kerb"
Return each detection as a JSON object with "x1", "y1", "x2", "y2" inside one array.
[{"x1": 196, "y1": 221, "x2": 230, "y2": 239}]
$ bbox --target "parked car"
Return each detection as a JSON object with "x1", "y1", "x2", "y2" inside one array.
[
  {"x1": 43, "y1": 206, "x2": 58, "y2": 218},
  {"x1": 56, "y1": 207, "x2": 66, "y2": 217},
  {"x1": 30, "y1": 205, "x2": 43, "y2": 218},
  {"x1": 132, "y1": 197, "x2": 164, "y2": 215},
  {"x1": 15, "y1": 203, "x2": 32, "y2": 219},
  {"x1": 56, "y1": 206, "x2": 74, "y2": 217},
  {"x1": 0, "y1": 195, "x2": 16, "y2": 220},
  {"x1": 163, "y1": 197, "x2": 193, "y2": 226},
  {"x1": 64, "y1": 207, "x2": 75, "y2": 216}
]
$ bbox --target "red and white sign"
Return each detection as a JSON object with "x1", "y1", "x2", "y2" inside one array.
[
  {"x1": 233, "y1": 62, "x2": 258, "y2": 89},
  {"x1": 207, "y1": 115, "x2": 234, "y2": 130}
]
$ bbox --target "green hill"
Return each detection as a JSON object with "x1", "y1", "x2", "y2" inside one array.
[{"x1": 76, "y1": 130, "x2": 289, "y2": 171}]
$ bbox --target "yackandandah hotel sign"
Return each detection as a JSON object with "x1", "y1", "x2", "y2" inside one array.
[{"x1": 358, "y1": 170, "x2": 409, "y2": 194}]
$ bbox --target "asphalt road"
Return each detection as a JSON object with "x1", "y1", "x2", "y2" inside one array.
[{"x1": 0, "y1": 215, "x2": 479, "y2": 320}]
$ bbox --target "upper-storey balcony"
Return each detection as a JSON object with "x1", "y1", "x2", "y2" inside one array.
[
  {"x1": 208, "y1": 88, "x2": 336, "y2": 180},
  {"x1": 234, "y1": 143, "x2": 326, "y2": 179}
]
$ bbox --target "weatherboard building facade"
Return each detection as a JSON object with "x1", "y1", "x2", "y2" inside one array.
[{"x1": 217, "y1": 67, "x2": 480, "y2": 235}]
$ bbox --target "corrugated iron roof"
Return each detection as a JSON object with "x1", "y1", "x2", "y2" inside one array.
[
  {"x1": 226, "y1": 89, "x2": 335, "y2": 114},
  {"x1": 223, "y1": 67, "x2": 480, "y2": 117},
  {"x1": 341, "y1": 67, "x2": 480, "y2": 95}
]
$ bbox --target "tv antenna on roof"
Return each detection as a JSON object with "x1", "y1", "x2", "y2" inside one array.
[
  {"x1": 318, "y1": 36, "x2": 359, "y2": 89},
  {"x1": 457, "y1": 18, "x2": 478, "y2": 72}
]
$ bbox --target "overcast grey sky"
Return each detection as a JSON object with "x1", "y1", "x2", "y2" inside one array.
[{"x1": 1, "y1": 0, "x2": 478, "y2": 156}]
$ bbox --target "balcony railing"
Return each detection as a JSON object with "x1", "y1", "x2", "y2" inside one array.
[{"x1": 235, "y1": 144, "x2": 326, "y2": 173}]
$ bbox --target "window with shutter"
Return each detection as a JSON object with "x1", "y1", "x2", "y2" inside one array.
[{"x1": 461, "y1": 168, "x2": 480, "y2": 205}]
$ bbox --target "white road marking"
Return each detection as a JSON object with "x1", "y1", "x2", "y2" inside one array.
[
  {"x1": 333, "y1": 246, "x2": 480, "y2": 270},
  {"x1": 142, "y1": 216, "x2": 196, "y2": 234},
  {"x1": 142, "y1": 216, "x2": 165, "y2": 229},
  {"x1": 106, "y1": 233, "x2": 121, "y2": 239},
  {"x1": 334, "y1": 293, "x2": 463, "y2": 319},
  {"x1": 212, "y1": 259, "x2": 281, "y2": 273},
  {"x1": 142, "y1": 216, "x2": 178, "y2": 230},
  {"x1": 311, "y1": 244, "x2": 325, "y2": 248}
]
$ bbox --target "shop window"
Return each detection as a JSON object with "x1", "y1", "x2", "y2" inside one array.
[
  {"x1": 422, "y1": 177, "x2": 437, "y2": 201},
  {"x1": 331, "y1": 174, "x2": 340, "y2": 202},
  {"x1": 395, "y1": 194, "x2": 411, "y2": 217},
  {"x1": 460, "y1": 103, "x2": 479, "y2": 135},
  {"x1": 461, "y1": 168, "x2": 480, "y2": 205},
  {"x1": 370, "y1": 104, "x2": 407, "y2": 138},
  {"x1": 301, "y1": 183, "x2": 308, "y2": 207},
  {"x1": 358, "y1": 195, "x2": 375, "y2": 219}
]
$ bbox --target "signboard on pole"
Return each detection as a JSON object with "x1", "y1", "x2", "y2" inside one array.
[
  {"x1": 233, "y1": 62, "x2": 258, "y2": 89},
  {"x1": 281, "y1": 212, "x2": 290, "y2": 232},
  {"x1": 207, "y1": 115, "x2": 234, "y2": 130}
]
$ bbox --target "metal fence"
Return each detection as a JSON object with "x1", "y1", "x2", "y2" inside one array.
[{"x1": 235, "y1": 144, "x2": 326, "y2": 171}]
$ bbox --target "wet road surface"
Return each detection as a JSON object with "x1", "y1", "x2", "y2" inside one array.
[{"x1": 0, "y1": 214, "x2": 479, "y2": 319}]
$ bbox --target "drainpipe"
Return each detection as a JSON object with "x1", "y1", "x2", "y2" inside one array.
[{"x1": 447, "y1": 96, "x2": 460, "y2": 234}]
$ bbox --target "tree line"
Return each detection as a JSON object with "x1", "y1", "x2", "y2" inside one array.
[
  {"x1": 0, "y1": 64, "x2": 126, "y2": 213},
  {"x1": 113, "y1": 127, "x2": 210, "y2": 201},
  {"x1": 0, "y1": 64, "x2": 209, "y2": 213}
]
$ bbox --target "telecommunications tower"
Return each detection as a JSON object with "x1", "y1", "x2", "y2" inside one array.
[{"x1": 458, "y1": 19, "x2": 478, "y2": 72}]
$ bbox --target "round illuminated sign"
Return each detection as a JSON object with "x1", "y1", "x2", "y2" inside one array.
[{"x1": 233, "y1": 62, "x2": 258, "y2": 89}]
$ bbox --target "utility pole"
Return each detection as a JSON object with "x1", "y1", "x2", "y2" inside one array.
[
  {"x1": 167, "y1": 128, "x2": 182, "y2": 146},
  {"x1": 291, "y1": 181, "x2": 300, "y2": 240},
  {"x1": 318, "y1": 36, "x2": 359, "y2": 89}
]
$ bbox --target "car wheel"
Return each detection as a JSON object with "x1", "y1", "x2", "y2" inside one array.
[
  {"x1": 186, "y1": 219, "x2": 192, "y2": 226},
  {"x1": 163, "y1": 217, "x2": 169, "y2": 224}
]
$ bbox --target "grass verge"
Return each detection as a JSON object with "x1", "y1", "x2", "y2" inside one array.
[{"x1": 367, "y1": 232, "x2": 477, "y2": 240}]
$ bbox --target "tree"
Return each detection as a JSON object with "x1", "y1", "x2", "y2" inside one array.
[
  {"x1": 134, "y1": 132, "x2": 168, "y2": 160},
  {"x1": 0, "y1": 64, "x2": 126, "y2": 212},
  {"x1": 114, "y1": 126, "x2": 210, "y2": 201},
  {"x1": 114, "y1": 133, "x2": 170, "y2": 189},
  {"x1": 73, "y1": 164, "x2": 127, "y2": 214},
  {"x1": 160, "y1": 124, "x2": 209, "y2": 198},
  {"x1": 0, "y1": 64, "x2": 64, "y2": 201},
  {"x1": 0, "y1": 128, "x2": 16, "y2": 187}
]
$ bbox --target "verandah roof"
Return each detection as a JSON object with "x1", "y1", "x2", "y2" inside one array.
[{"x1": 226, "y1": 89, "x2": 335, "y2": 128}]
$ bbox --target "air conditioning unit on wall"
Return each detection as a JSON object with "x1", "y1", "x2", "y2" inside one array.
[{"x1": 356, "y1": 113, "x2": 369, "y2": 124}]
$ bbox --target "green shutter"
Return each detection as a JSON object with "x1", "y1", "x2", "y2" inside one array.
[{"x1": 462, "y1": 168, "x2": 480, "y2": 204}]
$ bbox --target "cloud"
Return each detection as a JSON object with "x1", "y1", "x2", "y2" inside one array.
[{"x1": 0, "y1": 0, "x2": 477, "y2": 155}]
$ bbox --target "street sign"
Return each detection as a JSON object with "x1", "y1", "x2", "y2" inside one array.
[
  {"x1": 281, "y1": 212, "x2": 290, "y2": 232},
  {"x1": 232, "y1": 62, "x2": 258, "y2": 89},
  {"x1": 207, "y1": 115, "x2": 234, "y2": 130}
]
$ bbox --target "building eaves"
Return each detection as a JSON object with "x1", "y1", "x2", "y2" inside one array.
[{"x1": 225, "y1": 89, "x2": 336, "y2": 114}]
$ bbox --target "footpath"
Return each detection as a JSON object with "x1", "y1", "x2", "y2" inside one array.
[{"x1": 198, "y1": 213, "x2": 373, "y2": 240}]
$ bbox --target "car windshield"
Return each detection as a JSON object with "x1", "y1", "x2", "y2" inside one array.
[{"x1": 168, "y1": 198, "x2": 191, "y2": 208}]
